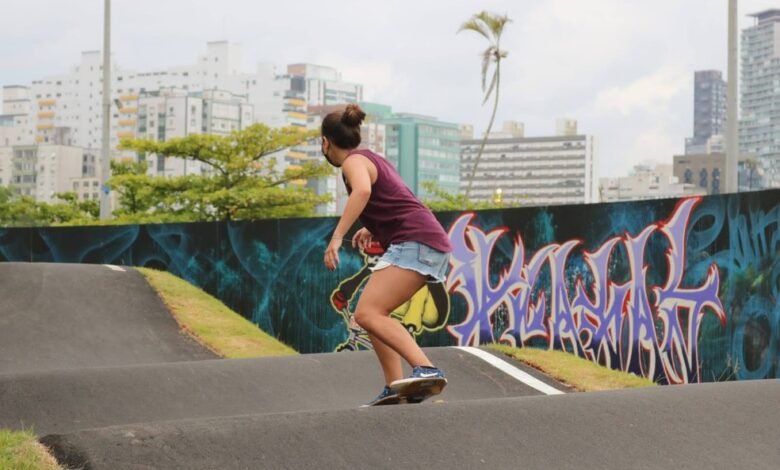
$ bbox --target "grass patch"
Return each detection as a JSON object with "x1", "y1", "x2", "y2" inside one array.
[
  {"x1": 0, "y1": 430, "x2": 62, "y2": 470},
  {"x1": 489, "y1": 344, "x2": 657, "y2": 392},
  {"x1": 137, "y1": 268, "x2": 297, "y2": 359}
]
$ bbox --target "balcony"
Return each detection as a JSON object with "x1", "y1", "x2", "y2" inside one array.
[
  {"x1": 38, "y1": 99, "x2": 56, "y2": 107},
  {"x1": 37, "y1": 111, "x2": 55, "y2": 119},
  {"x1": 287, "y1": 150, "x2": 308, "y2": 160},
  {"x1": 119, "y1": 107, "x2": 138, "y2": 114},
  {"x1": 36, "y1": 123, "x2": 54, "y2": 130},
  {"x1": 118, "y1": 119, "x2": 137, "y2": 127},
  {"x1": 287, "y1": 111, "x2": 307, "y2": 121},
  {"x1": 119, "y1": 94, "x2": 139, "y2": 102},
  {"x1": 287, "y1": 98, "x2": 306, "y2": 107},
  {"x1": 117, "y1": 131, "x2": 136, "y2": 139}
]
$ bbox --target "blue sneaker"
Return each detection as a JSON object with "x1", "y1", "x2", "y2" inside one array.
[
  {"x1": 389, "y1": 366, "x2": 447, "y2": 403},
  {"x1": 361, "y1": 386, "x2": 402, "y2": 407},
  {"x1": 409, "y1": 365, "x2": 446, "y2": 380}
]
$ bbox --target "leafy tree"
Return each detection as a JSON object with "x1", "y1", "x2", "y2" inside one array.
[
  {"x1": 107, "y1": 160, "x2": 167, "y2": 222},
  {"x1": 116, "y1": 124, "x2": 332, "y2": 222},
  {"x1": 0, "y1": 187, "x2": 98, "y2": 227},
  {"x1": 459, "y1": 11, "x2": 511, "y2": 200},
  {"x1": 51, "y1": 192, "x2": 100, "y2": 224}
]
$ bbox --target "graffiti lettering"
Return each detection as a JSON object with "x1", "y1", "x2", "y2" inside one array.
[{"x1": 446, "y1": 198, "x2": 726, "y2": 384}]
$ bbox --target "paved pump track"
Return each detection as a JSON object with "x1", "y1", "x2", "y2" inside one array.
[
  {"x1": 0, "y1": 262, "x2": 215, "y2": 374},
  {"x1": 1, "y1": 262, "x2": 777, "y2": 469}
]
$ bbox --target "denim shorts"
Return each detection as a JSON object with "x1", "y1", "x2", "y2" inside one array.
[{"x1": 370, "y1": 241, "x2": 450, "y2": 283}]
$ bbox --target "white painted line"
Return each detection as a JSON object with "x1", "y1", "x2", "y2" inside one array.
[
  {"x1": 103, "y1": 264, "x2": 126, "y2": 272},
  {"x1": 454, "y1": 346, "x2": 565, "y2": 396}
]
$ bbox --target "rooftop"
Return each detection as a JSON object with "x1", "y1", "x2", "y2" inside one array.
[{"x1": 749, "y1": 9, "x2": 780, "y2": 23}]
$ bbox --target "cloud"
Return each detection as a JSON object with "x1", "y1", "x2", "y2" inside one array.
[
  {"x1": 594, "y1": 65, "x2": 689, "y2": 116},
  {"x1": 314, "y1": 58, "x2": 406, "y2": 104},
  {"x1": 2, "y1": 0, "x2": 777, "y2": 181}
]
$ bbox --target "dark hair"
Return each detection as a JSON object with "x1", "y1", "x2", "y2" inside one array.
[{"x1": 321, "y1": 104, "x2": 367, "y2": 149}]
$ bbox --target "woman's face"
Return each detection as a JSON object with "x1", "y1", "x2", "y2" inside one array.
[{"x1": 321, "y1": 136, "x2": 339, "y2": 167}]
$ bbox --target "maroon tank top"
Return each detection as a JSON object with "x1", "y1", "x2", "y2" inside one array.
[{"x1": 342, "y1": 149, "x2": 452, "y2": 253}]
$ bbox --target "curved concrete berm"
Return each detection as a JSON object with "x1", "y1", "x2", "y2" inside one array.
[
  {"x1": 0, "y1": 347, "x2": 564, "y2": 435},
  {"x1": 42, "y1": 380, "x2": 779, "y2": 470},
  {"x1": 0, "y1": 262, "x2": 215, "y2": 374}
]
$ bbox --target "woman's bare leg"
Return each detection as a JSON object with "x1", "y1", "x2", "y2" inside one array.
[
  {"x1": 354, "y1": 266, "x2": 434, "y2": 382},
  {"x1": 368, "y1": 334, "x2": 404, "y2": 385}
]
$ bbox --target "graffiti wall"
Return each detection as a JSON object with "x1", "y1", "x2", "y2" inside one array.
[{"x1": 0, "y1": 190, "x2": 777, "y2": 384}]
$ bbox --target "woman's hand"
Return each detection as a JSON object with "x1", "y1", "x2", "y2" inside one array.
[
  {"x1": 352, "y1": 228, "x2": 374, "y2": 251},
  {"x1": 324, "y1": 238, "x2": 343, "y2": 271}
]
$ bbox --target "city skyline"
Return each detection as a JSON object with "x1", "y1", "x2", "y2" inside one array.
[{"x1": 1, "y1": 0, "x2": 779, "y2": 177}]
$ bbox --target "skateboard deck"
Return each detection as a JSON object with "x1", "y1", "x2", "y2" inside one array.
[{"x1": 389, "y1": 377, "x2": 447, "y2": 404}]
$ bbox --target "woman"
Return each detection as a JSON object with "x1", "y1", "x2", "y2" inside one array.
[{"x1": 321, "y1": 104, "x2": 453, "y2": 406}]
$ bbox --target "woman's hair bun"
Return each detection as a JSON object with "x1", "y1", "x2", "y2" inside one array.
[{"x1": 341, "y1": 104, "x2": 366, "y2": 127}]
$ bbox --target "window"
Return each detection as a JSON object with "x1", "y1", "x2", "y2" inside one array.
[
  {"x1": 711, "y1": 168, "x2": 721, "y2": 194},
  {"x1": 684, "y1": 168, "x2": 693, "y2": 184}
]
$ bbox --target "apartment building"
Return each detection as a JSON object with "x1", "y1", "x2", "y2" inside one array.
[{"x1": 460, "y1": 120, "x2": 598, "y2": 206}]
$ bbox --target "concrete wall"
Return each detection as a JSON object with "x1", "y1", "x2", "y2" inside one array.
[{"x1": 1, "y1": 190, "x2": 778, "y2": 384}]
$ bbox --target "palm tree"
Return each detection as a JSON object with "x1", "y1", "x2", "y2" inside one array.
[{"x1": 459, "y1": 11, "x2": 511, "y2": 200}]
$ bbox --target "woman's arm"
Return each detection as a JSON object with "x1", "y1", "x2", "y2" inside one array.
[
  {"x1": 324, "y1": 155, "x2": 373, "y2": 271},
  {"x1": 332, "y1": 155, "x2": 373, "y2": 239}
]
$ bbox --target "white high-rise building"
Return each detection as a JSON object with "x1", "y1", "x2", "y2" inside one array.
[
  {"x1": 740, "y1": 10, "x2": 780, "y2": 187},
  {"x1": 0, "y1": 147, "x2": 14, "y2": 187},
  {"x1": 33, "y1": 145, "x2": 89, "y2": 203},
  {"x1": 0, "y1": 144, "x2": 92, "y2": 203},
  {"x1": 0, "y1": 114, "x2": 26, "y2": 148},
  {"x1": 135, "y1": 87, "x2": 253, "y2": 176},
  {"x1": 1, "y1": 86, "x2": 33, "y2": 147},
  {"x1": 17, "y1": 43, "x2": 285, "y2": 155},
  {"x1": 2, "y1": 85, "x2": 33, "y2": 116},
  {"x1": 287, "y1": 64, "x2": 363, "y2": 107},
  {"x1": 461, "y1": 120, "x2": 598, "y2": 207},
  {"x1": 1, "y1": 42, "x2": 361, "y2": 175}
]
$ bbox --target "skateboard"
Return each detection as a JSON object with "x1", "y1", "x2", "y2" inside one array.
[{"x1": 389, "y1": 377, "x2": 448, "y2": 404}]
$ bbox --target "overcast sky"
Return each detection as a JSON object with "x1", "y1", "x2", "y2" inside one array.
[{"x1": 1, "y1": 0, "x2": 778, "y2": 176}]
